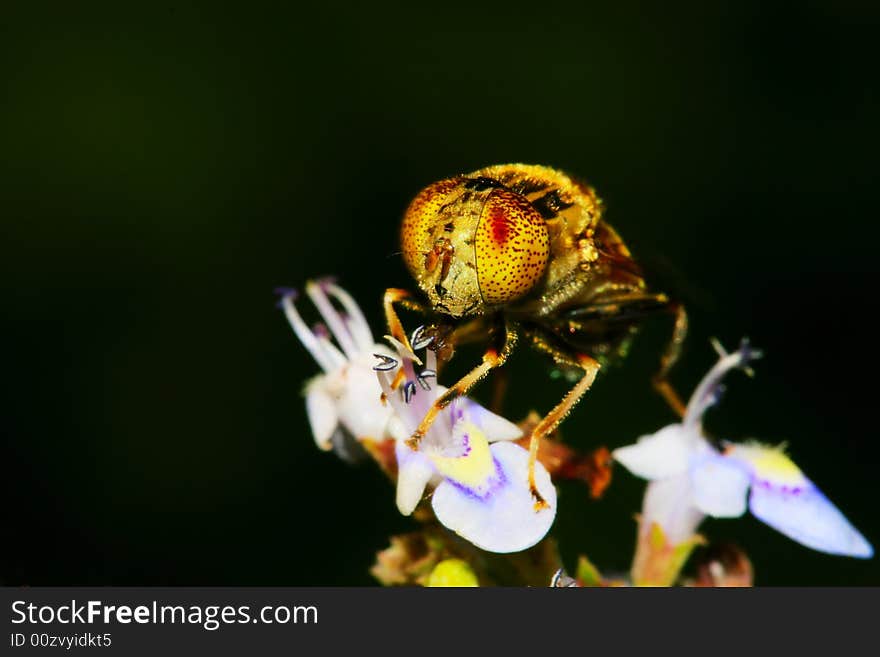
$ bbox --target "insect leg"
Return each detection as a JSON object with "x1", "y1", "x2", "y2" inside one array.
[
  {"x1": 383, "y1": 288, "x2": 429, "y2": 349},
  {"x1": 405, "y1": 318, "x2": 517, "y2": 450},
  {"x1": 489, "y1": 366, "x2": 509, "y2": 415},
  {"x1": 652, "y1": 300, "x2": 688, "y2": 418},
  {"x1": 526, "y1": 353, "x2": 601, "y2": 510},
  {"x1": 564, "y1": 292, "x2": 689, "y2": 418}
]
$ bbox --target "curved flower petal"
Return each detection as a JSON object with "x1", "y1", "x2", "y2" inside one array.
[
  {"x1": 725, "y1": 442, "x2": 806, "y2": 488},
  {"x1": 749, "y1": 481, "x2": 873, "y2": 558},
  {"x1": 457, "y1": 399, "x2": 523, "y2": 442},
  {"x1": 304, "y1": 380, "x2": 338, "y2": 450},
  {"x1": 727, "y1": 443, "x2": 874, "y2": 558},
  {"x1": 333, "y1": 356, "x2": 393, "y2": 440},
  {"x1": 641, "y1": 474, "x2": 705, "y2": 545},
  {"x1": 613, "y1": 424, "x2": 694, "y2": 480},
  {"x1": 431, "y1": 442, "x2": 557, "y2": 554},
  {"x1": 428, "y1": 421, "x2": 497, "y2": 490},
  {"x1": 395, "y1": 442, "x2": 435, "y2": 515},
  {"x1": 690, "y1": 454, "x2": 750, "y2": 518}
]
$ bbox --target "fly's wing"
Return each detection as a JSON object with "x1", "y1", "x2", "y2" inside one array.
[
  {"x1": 563, "y1": 293, "x2": 674, "y2": 325},
  {"x1": 525, "y1": 292, "x2": 677, "y2": 379}
]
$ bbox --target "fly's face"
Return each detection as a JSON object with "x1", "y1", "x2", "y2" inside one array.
[{"x1": 401, "y1": 176, "x2": 550, "y2": 317}]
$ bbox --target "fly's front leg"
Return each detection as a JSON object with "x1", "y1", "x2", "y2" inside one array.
[
  {"x1": 527, "y1": 353, "x2": 601, "y2": 510},
  {"x1": 383, "y1": 288, "x2": 428, "y2": 349},
  {"x1": 405, "y1": 319, "x2": 517, "y2": 450}
]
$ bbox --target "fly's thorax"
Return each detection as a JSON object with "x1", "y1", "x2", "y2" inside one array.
[{"x1": 400, "y1": 175, "x2": 551, "y2": 317}]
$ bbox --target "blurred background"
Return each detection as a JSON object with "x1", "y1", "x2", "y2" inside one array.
[{"x1": 2, "y1": 1, "x2": 878, "y2": 585}]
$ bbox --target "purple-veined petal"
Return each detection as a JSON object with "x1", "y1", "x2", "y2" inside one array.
[
  {"x1": 614, "y1": 424, "x2": 694, "y2": 481},
  {"x1": 428, "y1": 421, "x2": 496, "y2": 489},
  {"x1": 431, "y1": 442, "x2": 557, "y2": 554},
  {"x1": 726, "y1": 442, "x2": 873, "y2": 557},
  {"x1": 690, "y1": 453, "x2": 750, "y2": 518},
  {"x1": 749, "y1": 479, "x2": 873, "y2": 558}
]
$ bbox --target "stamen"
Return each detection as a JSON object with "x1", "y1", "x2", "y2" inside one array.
[
  {"x1": 391, "y1": 367, "x2": 406, "y2": 391},
  {"x1": 709, "y1": 383, "x2": 726, "y2": 407},
  {"x1": 709, "y1": 336, "x2": 728, "y2": 359},
  {"x1": 551, "y1": 568, "x2": 578, "y2": 588},
  {"x1": 373, "y1": 354, "x2": 399, "y2": 372},
  {"x1": 417, "y1": 373, "x2": 433, "y2": 391},
  {"x1": 273, "y1": 287, "x2": 298, "y2": 309},
  {"x1": 384, "y1": 335, "x2": 423, "y2": 366},
  {"x1": 403, "y1": 380, "x2": 417, "y2": 404},
  {"x1": 306, "y1": 280, "x2": 360, "y2": 360},
  {"x1": 418, "y1": 368, "x2": 437, "y2": 391},
  {"x1": 684, "y1": 339, "x2": 764, "y2": 429},
  {"x1": 279, "y1": 290, "x2": 336, "y2": 373},
  {"x1": 425, "y1": 348, "x2": 437, "y2": 374},
  {"x1": 737, "y1": 337, "x2": 763, "y2": 377},
  {"x1": 410, "y1": 325, "x2": 434, "y2": 351},
  {"x1": 324, "y1": 281, "x2": 374, "y2": 351},
  {"x1": 314, "y1": 326, "x2": 347, "y2": 369}
]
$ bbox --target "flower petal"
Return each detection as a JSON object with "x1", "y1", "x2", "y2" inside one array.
[
  {"x1": 690, "y1": 453, "x2": 750, "y2": 518},
  {"x1": 431, "y1": 442, "x2": 557, "y2": 554},
  {"x1": 304, "y1": 381, "x2": 338, "y2": 450},
  {"x1": 394, "y1": 442, "x2": 435, "y2": 515},
  {"x1": 458, "y1": 399, "x2": 523, "y2": 442},
  {"x1": 725, "y1": 442, "x2": 806, "y2": 487},
  {"x1": 613, "y1": 424, "x2": 694, "y2": 480},
  {"x1": 724, "y1": 442, "x2": 872, "y2": 557},
  {"x1": 640, "y1": 474, "x2": 705, "y2": 545},
  {"x1": 749, "y1": 480, "x2": 874, "y2": 558},
  {"x1": 333, "y1": 356, "x2": 393, "y2": 440},
  {"x1": 428, "y1": 421, "x2": 500, "y2": 499}
]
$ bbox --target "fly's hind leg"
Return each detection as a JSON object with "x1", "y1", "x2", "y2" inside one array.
[
  {"x1": 405, "y1": 317, "x2": 516, "y2": 450},
  {"x1": 651, "y1": 299, "x2": 688, "y2": 418},
  {"x1": 564, "y1": 291, "x2": 689, "y2": 418},
  {"x1": 524, "y1": 329, "x2": 601, "y2": 510}
]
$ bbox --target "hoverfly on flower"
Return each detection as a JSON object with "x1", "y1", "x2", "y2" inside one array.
[
  {"x1": 385, "y1": 164, "x2": 688, "y2": 508},
  {"x1": 278, "y1": 280, "x2": 557, "y2": 553}
]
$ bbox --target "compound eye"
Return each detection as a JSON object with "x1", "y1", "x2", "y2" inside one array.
[
  {"x1": 474, "y1": 189, "x2": 550, "y2": 305},
  {"x1": 400, "y1": 178, "x2": 462, "y2": 279}
]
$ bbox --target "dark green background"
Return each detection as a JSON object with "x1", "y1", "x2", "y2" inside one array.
[{"x1": 2, "y1": 1, "x2": 878, "y2": 585}]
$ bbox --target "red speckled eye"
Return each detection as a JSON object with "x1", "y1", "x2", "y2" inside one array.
[{"x1": 474, "y1": 189, "x2": 549, "y2": 305}]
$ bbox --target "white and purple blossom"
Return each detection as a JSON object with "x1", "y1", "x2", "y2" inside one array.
[
  {"x1": 279, "y1": 279, "x2": 395, "y2": 452},
  {"x1": 614, "y1": 340, "x2": 873, "y2": 559},
  {"x1": 376, "y1": 336, "x2": 557, "y2": 554}
]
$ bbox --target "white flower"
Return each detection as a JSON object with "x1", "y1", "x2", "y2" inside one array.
[
  {"x1": 376, "y1": 336, "x2": 557, "y2": 554},
  {"x1": 279, "y1": 280, "x2": 394, "y2": 452},
  {"x1": 614, "y1": 340, "x2": 873, "y2": 558}
]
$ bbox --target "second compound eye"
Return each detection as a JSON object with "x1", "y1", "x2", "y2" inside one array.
[{"x1": 474, "y1": 188, "x2": 550, "y2": 306}]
